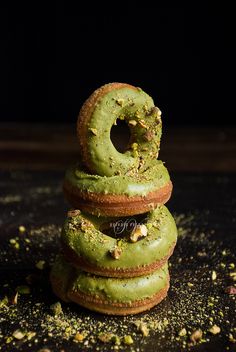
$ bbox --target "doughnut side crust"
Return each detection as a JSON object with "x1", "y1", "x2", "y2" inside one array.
[
  {"x1": 63, "y1": 179, "x2": 172, "y2": 216},
  {"x1": 67, "y1": 284, "x2": 169, "y2": 315},
  {"x1": 63, "y1": 159, "x2": 172, "y2": 217}
]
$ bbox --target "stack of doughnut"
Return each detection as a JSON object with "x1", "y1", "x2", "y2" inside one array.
[{"x1": 50, "y1": 83, "x2": 177, "y2": 315}]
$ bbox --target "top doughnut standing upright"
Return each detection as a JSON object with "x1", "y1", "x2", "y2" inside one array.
[{"x1": 77, "y1": 83, "x2": 162, "y2": 177}]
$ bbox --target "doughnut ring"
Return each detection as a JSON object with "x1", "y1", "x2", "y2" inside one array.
[
  {"x1": 63, "y1": 159, "x2": 172, "y2": 217},
  {"x1": 61, "y1": 205, "x2": 177, "y2": 278},
  {"x1": 50, "y1": 255, "x2": 170, "y2": 315},
  {"x1": 77, "y1": 83, "x2": 162, "y2": 177}
]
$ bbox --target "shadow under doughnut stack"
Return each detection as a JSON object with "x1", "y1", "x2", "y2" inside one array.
[{"x1": 50, "y1": 83, "x2": 178, "y2": 315}]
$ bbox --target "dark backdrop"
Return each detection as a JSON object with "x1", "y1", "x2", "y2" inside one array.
[{"x1": 0, "y1": 3, "x2": 235, "y2": 126}]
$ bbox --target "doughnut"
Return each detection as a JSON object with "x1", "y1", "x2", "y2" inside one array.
[
  {"x1": 61, "y1": 205, "x2": 177, "y2": 278},
  {"x1": 77, "y1": 83, "x2": 162, "y2": 177},
  {"x1": 50, "y1": 255, "x2": 170, "y2": 315},
  {"x1": 63, "y1": 159, "x2": 172, "y2": 217}
]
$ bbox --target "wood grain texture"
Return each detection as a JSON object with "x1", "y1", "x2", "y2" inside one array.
[{"x1": 0, "y1": 123, "x2": 236, "y2": 171}]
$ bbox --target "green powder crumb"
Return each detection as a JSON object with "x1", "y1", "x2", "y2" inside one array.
[
  {"x1": 212, "y1": 271, "x2": 217, "y2": 281},
  {"x1": 0, "y1": 295, "x2": 8, "y2": 308},
  {"x1": 74, "y1": 332, "x2": 84, "y2": 342},
  {"x1": 134, "y1": 320, "x2": 149, "y2": 337},
  {"x1": 178, "y1": 328, "x2": 187, "y2": 337},
  {"x1": 19, "y1": 225, "x2": 26, "y2": 233},
  {"x1": 35, "y1": 260, "x2": 46, "y2": 270},
  {"x1": 98, "y1": 332, "x2": 114, "y2": 343},
  {"x1": 123, "y1": 335, "x2": 134, "y2": 345},
  {"x1": 111, "y1": 335, "x2": 121, "y2": 345},
  {"x1": 12, "y1": 329, "x2": 26, "y2": 340},
  {"x1": 229, "y1": 333, "x2": 236, "y2": 343},
  {"x1": 209, "y1": 325, "x2": 221, "y2": 335},
  {"x1": 50, "y1": 302, "x2": 63, "y2": 316},
  {"x1": 190, "y1": 329, "x2": 203, "y2": 343}
]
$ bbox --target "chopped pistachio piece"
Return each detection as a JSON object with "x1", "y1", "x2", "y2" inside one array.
[
  {"x1": 128, "y1": 120, "x2": 137, "y2": 126},
  {"x1": 26, "y1": 331, "x2": 36, "y2": 340},
  {"x1": 211, "y1": 271, "x2": 217, "y2": 280},
  {"x1": 139, "y1": 120, "x2": 148, "y2": 129},
  {"x1": 110, "y1": 246, "x2": 122, "y2": 259},
  {"x1": 190, "y1": 329, "x2": 202, "y2": 343},
  {"x1": 134, "y1": 320, "x2": 149, "y2": 336},
  {"x1": 0, "y1": 296, "x2": 8, "y2": 308},
  {"x1": 11, "y1": 292, "x2": 18, "y2": 305},
  {"x1": 144, "y1": 130, "x2": 154, "y2": 141},
  {"x1": 209, "y1": 325, "x2": 221, "y2": 335},
  {"x1": 67, "y1": 209, "x2": 81, "y2": 217},
  {"x1": 19, "y1": 225, "x2": 26, "y2": 233},
  {"x1": 36, "y1": 260, "x2": 45, "y2": 270},
  {"x1": 50, "y1": 302, "x2": 63, "y2": 316},
  {"x1": 13, "y1": 329, "x2": 26, "y2": 340},
  {"x1": 89, "y1": 128, "x2": 98, "y2": 135},
  {"x1": 179, "y1": 328, "x2": 187, "y2": 337},
  {"x1": 139, "y1": 322, "x2": 149, "y2": 336},
  {"x1": 116, "y1": 98, "x2": 124, "y2": 106},
  {"x1": 74, "y1": 333, "x2": 84, "y2": 342},
  {"x1": 111, "y1": 335, "x2": 121, "y2": 345},
  {"x1": 123, "y1": 335, "x2": 134, "y2": 345},
  {"x1": 98, "y1": 333, "x2": 114, "y2": 343},
  {"x1": 131, "y1": 142, "x2": 138, "y2": 151},
  {"x1": 130, "y1": 224, "x2": 148, "y2": 243},
  {"x1": 229, "y1": 333, "x2": 236, "y2": 343}
]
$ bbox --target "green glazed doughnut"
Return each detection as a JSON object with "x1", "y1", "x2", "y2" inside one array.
[
  {"x1": 61, "y1": 205, "x2": 177, "y2": 277},
  {"x1": 63, "y1": 159, "x2": 173, "y2": 217},
  {"x1": 50, "y1": 255, "x2": 170, "y2": 315},
  {"x1": 77, "y1": 83, "x2": 162, "y2": 177}
]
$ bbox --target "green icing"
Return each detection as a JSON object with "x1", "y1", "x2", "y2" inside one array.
[
  {"x1": 52, "y1": 255, "x2": 168, "y2": 303},
  {"x1": 85, "y1": 86, "x2": 162, "y2": 176},
  {"x1": 71, "y1": 263, "x2": 168, "y2": 302},
  {"x1": 65, "y1": 158, "x2": 170, "y2": 197},
  {"x1": 61, "y1": 205, "x2": 177, "y2": 270}
]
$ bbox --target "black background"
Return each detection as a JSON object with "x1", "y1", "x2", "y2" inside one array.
[{"x1": 1, "y1": 3, "x2": 235, "y2": 126}]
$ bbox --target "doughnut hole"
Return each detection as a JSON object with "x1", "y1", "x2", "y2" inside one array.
[
  {"x1": 110, "y1": 119, "x2": 131, "y2": 153},
  {"x1": 99, "y1": 213, "x2": 147, "y2": 239}
]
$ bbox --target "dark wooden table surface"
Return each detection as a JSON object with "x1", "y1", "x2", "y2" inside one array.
[
  {"x1": 0, "y1": 123, "x2": 236, "y2": 352},
  {"x1": 1, "y1": 123, "x2": 236, "y2": 172}
]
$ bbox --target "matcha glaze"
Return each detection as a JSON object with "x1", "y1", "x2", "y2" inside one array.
[
  {"x1": 65, "y1": 159, "x2": 170, "y2": 198},
  {"x1": 52, "y1": 255, "x2": 169, "y2": 303},
  {"x1": 82, "y1": 86, "x2": 162, "y2": 177},
  {"x1": 61, "y1": 205, "x2": 177, "y2": 270}
]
